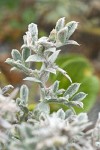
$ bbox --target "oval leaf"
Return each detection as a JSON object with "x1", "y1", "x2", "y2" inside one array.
[
  {"x1": 36, "y1": 102, "x2": 50, "y2": 114},
  {"x1": 57, "y1": 27, "x2": 68, "y2": 43},
  {"x1": 48, "y1": 50, "x2": 61, "y2": 63},
  {"x1": 64, "y1": 83, "x2": 81, "y2": 98},
  {"x1": 57, "y1": 109, "x2": 65, "y2": 119},
  {"x1": 71, "y1": 92, "x2": 87, "y2": 102},
  {"x1": 28, "y1": 23, "x2": 38, "y2": 37},
  {"x1": 55, "y1": 17, "x2": 65, "y2": 32},
  {"x1": 11, "y1": 49, "x2": 22, "y2": 61},
  {"x1": 52, "y1": 80, "x2": 60, "y2": 93},
  {"x1": 26, "y1": 54, "x2": 45, "y2": 62},
  {"x1": 20, "y1": 85, "x2": 29, "y2": 104},
  {"x1": 66, "y1": 21, "x2": 78, "y2": 39},
  {"x1": 22, "y1": 48, "x2": 31, "y2": 61}
]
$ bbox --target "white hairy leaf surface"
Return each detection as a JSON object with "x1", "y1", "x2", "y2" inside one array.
[
  {"x1": 55, "y1": 17, "x2": 65, "y2": 32},
  {"x1": 64, "y1": 83, "x2": 81, "y2": 97},
  {"x1": 11, "y1": 49, "x2": 22, "y2": 61},
  {"x1": 26, "y1": 54, "x2": 45, "y2": 62}
]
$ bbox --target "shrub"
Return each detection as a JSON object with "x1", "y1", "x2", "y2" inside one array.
[{"x1": 0, "y1": 17, "x2": 99, "y2": 150}]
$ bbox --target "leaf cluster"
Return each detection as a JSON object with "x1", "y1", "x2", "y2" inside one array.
[{"x1": 0, "y1": 18, "x2": 99, "y2": 150}]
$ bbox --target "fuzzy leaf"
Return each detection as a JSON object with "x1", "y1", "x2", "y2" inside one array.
[
  {"x1": 38, "y1": 36, "x2": 48, "y2": 42},
  {"x1": 5, "y1": 58, "x2": 15, "y2": 65},
  {"x1": 66, "y1": 21, "x2": 78, "y2": 39},
  {"x1": 48, "y1": 50, "x2": 61, "y2": 63},
  {"x1": 49, "y1": 29, "x2": 56, "y2": 41},
  {"x1": 64, "y1": 83, "x2": 81, "y2": 98},
  {"x1": 24, "y1": 77, "x2": 41, "y2": 83},
  {"x1": 23, "y1": 35, "x2": 27, "y2": 44},
  {"x1": 36, "y1": 102, "x2": 50, "y2": 114},
  {"x1": 22, "y1": 48, "x2": 31, "y2": 67},
  {"x1": 1, "y1": 85, "x2": 14, "y2": 95},
  {"x1": 65, "y1": 40, "x2": 79, "y2": 45},
  {"x1": 28, "y1": 23, "x2": 38, "y2": 40},
  {"x1": 57, "y1": 67, "x2": 72, "y2": 83},
  {"x1": 44, "y1": 47, "x2": 56, "y2": 56},
  {"x1": 26, "y1": 23, "x2": 38, "y2": 46},
  {"x1": 57, "y1": 27, "x2": 68, "y2": 43},
  {"x1": 68, "y1": 101, "x2": 83, "y2": 108},
  {"x1": 57, "y1": 109, "x2": 65, "y2": 119},
  {"x1": 38, "y1": 41, "x2": 54, "y2": 48},
  {"x1": 45, "y1": 68, "x2": 56, "y2": 74},
  {"x1": 65, "y1": 109, "x2": 74, "y2": 118},
  {"x1": 55, "y1": 17, "x2": 65, "y2": 31},
  {"x1": 40, "y1": 71, "x2": 50, "y2": 83},
  {"x1": 6, "y1": 59, "x2": 29, "y2": 74},
  {"x1": 5, "y1": 58, "x2": 30, "y2": 74},
  {"x1": 71, "y1": 92, "x2": 87, "y2": 101},
  {"x1": 22, "y1": 48, "x2": 31, "y2": 61},
  {"x1": 63, "y1": 73, "x2": 72, "y2": 83},
  {"x1": 26, "y1": 54, "x2": 45, "y2": 62},
  {"x1": 51, "y1": 80, "x2": 60, "y2": 93},
  {"x1": 11, "y1": 49, "x2": 22, "y2": 61},
  {"x1": 20, "y1": 85, "x2": 29, "y2": 104},
  {"x1": 56, "y1": 89, "x2": 65, "y2": 95},
  {"x1": 45, "y1": 47, "x2": 56, "y2": 53},
  {"x1": 12, "y1": 62, "x2": 30, "y2": 74}
]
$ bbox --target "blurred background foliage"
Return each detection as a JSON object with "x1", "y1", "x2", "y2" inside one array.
[
  {"x1": 0, "y1": 0, "x2": 100, "y2": 115},
  {"x1": 0, "y1": 0, "x2": 100, "y2": 42}
]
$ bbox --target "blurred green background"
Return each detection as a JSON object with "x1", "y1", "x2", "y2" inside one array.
[{"x1": 0, "y1": 0, "x2": 100, "y2": 117}]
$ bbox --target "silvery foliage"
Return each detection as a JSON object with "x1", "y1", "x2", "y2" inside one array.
[
  {"x1": 0, "y1": 84, "x2": 18, "y2": 149},
  {"x1": 0, "y1": 17, "x2": 98, "y2": 150},
  {"x1": 6, "y1": 17, "x2": 85, "y2": 109}
]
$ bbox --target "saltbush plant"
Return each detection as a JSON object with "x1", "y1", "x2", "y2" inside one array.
[{"x1": 0, "y1": 17, "x2": 99, "y2": 150}]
